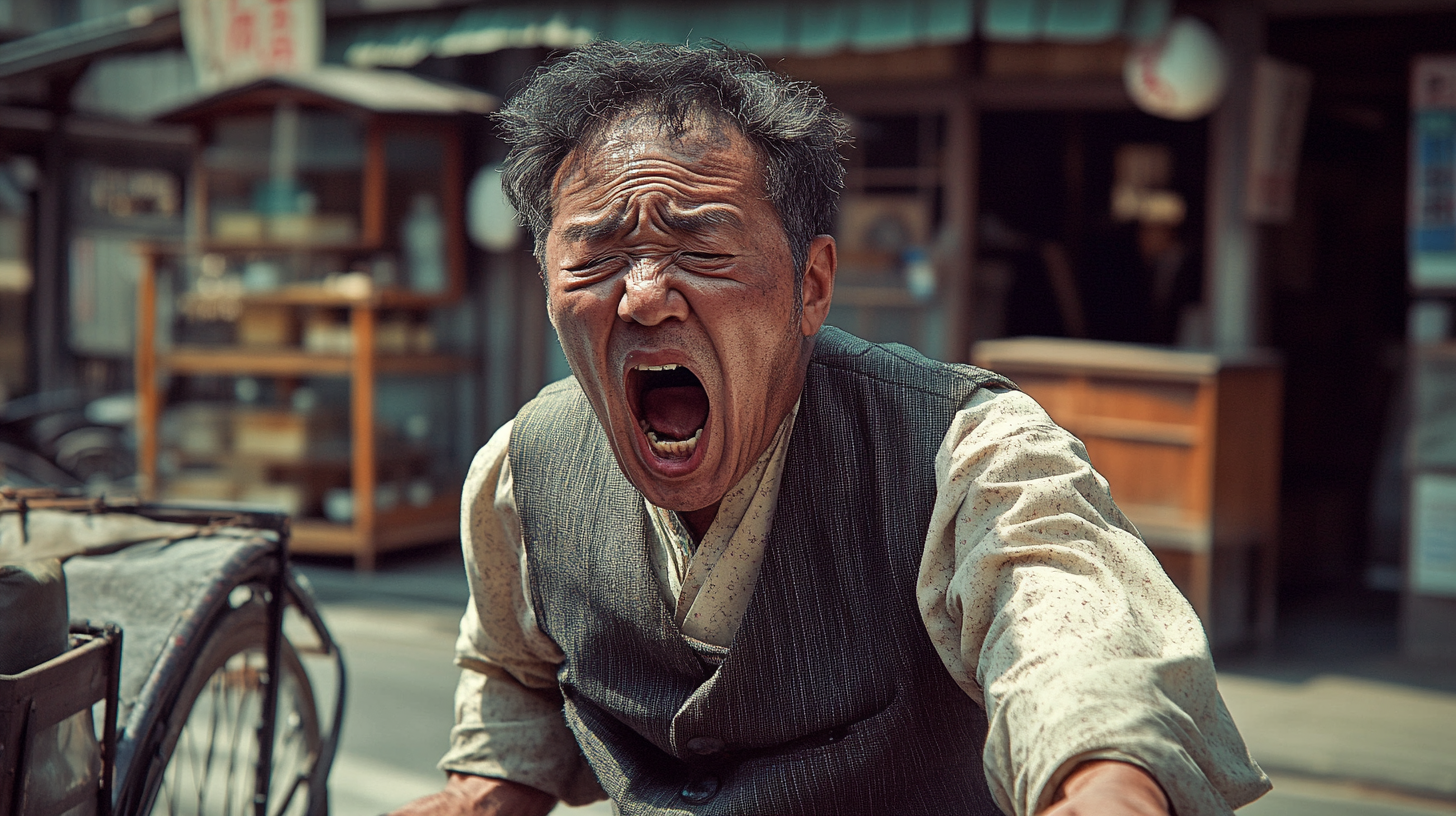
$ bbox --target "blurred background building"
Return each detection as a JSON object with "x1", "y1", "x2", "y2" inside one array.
[
  {"x1": 6, "y1": 2, "x2": 1456, "y2": 813},
  {"x1": 1, "y1": 0, "x2": 1455, "y2": 660}
]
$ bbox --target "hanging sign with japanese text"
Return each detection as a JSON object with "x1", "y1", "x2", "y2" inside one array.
[{"x1": 181, "y1": 0, "x2": 322, "y2": 91}]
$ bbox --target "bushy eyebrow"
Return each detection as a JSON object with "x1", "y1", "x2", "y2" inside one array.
[
  {"x1": 558, "y1": 207, "x2": 743, "y2": 245},
  {"x1": 559, "y1": 211, "x2": 627, "y2": 245},
  {"x1": 660, "y1": 209, "x2": 743, "y2": 234}
]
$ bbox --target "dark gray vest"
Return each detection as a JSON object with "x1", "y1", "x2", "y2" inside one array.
[{"x1": 511, "y1": 327, "x2": 1015, "y2": 815}]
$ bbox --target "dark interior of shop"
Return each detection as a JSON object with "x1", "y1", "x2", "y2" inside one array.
[
  {"x1": 979, "y1": 109, "x2": 1207, "y2": 345},
  {"x1": 1264, "y1": 14, "x2": 1434, "y2": 611}
]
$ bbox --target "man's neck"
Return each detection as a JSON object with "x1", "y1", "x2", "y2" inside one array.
[
  {"x1": 672, "y1": 387, "x2": 807, "y2": 545},
  {"x1": 681, "y1": 502, "x2": 720, "y2": 543}
]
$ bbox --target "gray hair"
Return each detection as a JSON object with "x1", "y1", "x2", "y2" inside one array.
[{"x1": 494, "y1": 41, "x2": 852, "y2": 281}]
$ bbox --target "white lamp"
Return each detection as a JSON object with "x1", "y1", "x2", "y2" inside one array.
[
  {"x1": 468, "y1": 162, "x2": 522, "y2": 252},
  {"x1": 1124, "y1": 16, "x2": 1229, "y2": 121}
]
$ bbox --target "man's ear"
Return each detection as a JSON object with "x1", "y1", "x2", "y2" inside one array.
[{"x1": 800, "y1": 235, "x2": 836, "y2": 337}]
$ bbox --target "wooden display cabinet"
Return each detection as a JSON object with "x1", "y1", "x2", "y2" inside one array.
[
  {"x1": 973, "y1": 337, "x2": 1284, "y2": 651},
  {"x1": 134, "y1": 69, "x2": 494, "y2": 568}
]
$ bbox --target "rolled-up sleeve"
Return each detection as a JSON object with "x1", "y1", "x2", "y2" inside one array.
[
  {"x1": 917, "y1": 389, "x2": 1271, "y2": 816},
  {"x1": 437, "y1": 421, "x2": 606, "y2": 806}
]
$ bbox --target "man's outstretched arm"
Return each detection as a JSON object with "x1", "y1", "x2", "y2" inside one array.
[{"x1": 918, "y1": 388, "x2": 1269, "y2": 815}]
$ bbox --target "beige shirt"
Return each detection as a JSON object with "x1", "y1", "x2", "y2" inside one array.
[{"x1": 440, "y1": 387, "x2": 1270, "y2": 816}]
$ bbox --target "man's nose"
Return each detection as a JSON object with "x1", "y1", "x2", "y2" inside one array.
[{"x1": 618, "y1": 258, "x2": 689, "y2": 325}]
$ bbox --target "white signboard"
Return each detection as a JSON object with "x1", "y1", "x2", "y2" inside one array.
[
  {"x1": 1410, "y1": 472, "x2": 1456, "y2": 597},
  {"x1": 1245, "y1": 56, "x2": 1312, "y2": 224},
  {"x1": 181, "y1": 0, "x2": 322, "y2": 90}
]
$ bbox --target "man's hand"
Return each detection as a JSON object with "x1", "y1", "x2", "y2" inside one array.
[
  {"x1": 1038, "y1": 760, "x2": 1171, "y2": 816},
  {"x1": 387, "y1": 772, "x2": 557, "y2": 816}
]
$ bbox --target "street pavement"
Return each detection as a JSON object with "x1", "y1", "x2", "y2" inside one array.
[
  {"x1": 1216, "y1": 589, "x2": 1456, "y2": 816},
  {"x1": 295, "y1": 546, "x2": 1456, "y2": 816},
  {"x1": 1221, "y1": 674, "x2": 1456, "y2": 802},
  {"x1": 297, "y1": 545, "x2": 612, "y2": 816}
]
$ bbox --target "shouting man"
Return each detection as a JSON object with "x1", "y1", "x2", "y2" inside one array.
[{"x1": 396, "y1": 42, "x2": 1270, "y2": 816}]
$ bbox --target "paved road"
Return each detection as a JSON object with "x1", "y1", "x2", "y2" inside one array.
[
  {"x1": 318, "y1": 602, "x2": 460, "y2": 816},
  {"x1": 313, "y1": 600, "x2": 611, "y2": 816},
  {"x1": 1245, "y1": 775, "x2": 1456, "y2": 816},
  {"x1": 1220, "y1": 673, "x2": 1456, "y2": 803}
]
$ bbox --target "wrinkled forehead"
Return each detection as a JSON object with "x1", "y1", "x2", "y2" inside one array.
[{"x1": 551, "y1": 107, "x2": 767, "y2": 200}]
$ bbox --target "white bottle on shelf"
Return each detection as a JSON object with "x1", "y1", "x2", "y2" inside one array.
[
  {"x1": 903, "y1": 246, "x2": 936, "y2": 302},
  {"x1": 404, "y1": 193, "x2": 445, "y2": 294}
]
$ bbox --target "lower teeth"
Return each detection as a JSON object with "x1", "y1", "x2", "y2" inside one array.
[{"x1": 644, "y1": 426, "x2": 702, "y2": 457}]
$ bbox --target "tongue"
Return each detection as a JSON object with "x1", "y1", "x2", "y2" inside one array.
[{"x1": 642, "y1": 385, "x2": 708, "y2": 440}]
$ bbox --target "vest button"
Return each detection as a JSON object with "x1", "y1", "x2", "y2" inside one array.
[
  {"x1": 680, "y1": 775, "x2": 719, "y2": 804},
  {"x1": 685, "y1": 735, "x2": 725, "y2": 755}
]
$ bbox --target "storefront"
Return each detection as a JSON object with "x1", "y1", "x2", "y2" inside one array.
[
  {"x1": 331, "y1": 0, "x2": 1179, "y2": 367},
  {"x1": 6, "y1": 0, "x2": 1455, "y2": 647}
]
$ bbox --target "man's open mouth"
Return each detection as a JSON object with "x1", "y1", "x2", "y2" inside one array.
[{"x1": 628, "y1": 363, "x2": 709, "y2": 460}]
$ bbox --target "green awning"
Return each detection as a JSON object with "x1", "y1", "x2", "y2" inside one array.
[{"x1": 329, "y1": 0, "x2": 1171, "y2": 69}]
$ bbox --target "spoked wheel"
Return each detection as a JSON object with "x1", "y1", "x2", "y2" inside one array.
[{"x1": 140, "y1": 593, "x2": 321, "y2": 816}]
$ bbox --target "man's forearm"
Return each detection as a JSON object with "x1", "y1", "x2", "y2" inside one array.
[
  {"x1": 440, "y1": 663, "x2": 602, "y2": 803},
  {"x1": 1040, "y1": 761, "x2": 1171, "y2": 816},
  {"x1": 927, "y1": 390, "x2": 1267, "y2": 814},
  {"x1": 390, "y1": 773, "x2": 556, "y2": 816}
]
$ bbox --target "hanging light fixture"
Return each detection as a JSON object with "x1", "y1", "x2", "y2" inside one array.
[
  {"x1": 1124, "y1": 16, "x2": 1229, "y2": 121},
  {"x1": 467, "y1": 162, "x2": 522, "y2": 252}
]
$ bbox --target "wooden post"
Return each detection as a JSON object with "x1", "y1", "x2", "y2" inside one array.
[
  {"x1": 350, "y1": 304, "x2": 377, "y2": 570},
  {"x1": 134, "y1": 249, "x2": 159, "y2": 500},
  {"x1": 946, "y1": 95, "x2": 977, "y2": 362},
  {"x1": 1204, "y1": 1, "x2": 1266, "y2": 353},
  {"x1": 362, "y1": 125, "x2": 386, "y2": 249},
  {"x1": 440, "y1": 124, "x2": 466, "y2": 302},
  {"x1": 33, "y1": 73, "x2": 79, "y2": 393},
  {"x1": 1186, "y1": 375, "x2": 1220, "y2": 626}
]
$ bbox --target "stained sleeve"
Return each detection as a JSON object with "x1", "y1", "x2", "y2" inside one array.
[
  {"x1": 916, "y1": 388, "x2": 1272, "y2": 816},
  {"x1": 436, "y1": 421, "x2": 607, "y2": 805}
]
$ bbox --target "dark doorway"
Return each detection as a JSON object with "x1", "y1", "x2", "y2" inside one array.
[
  {"x1": 977, "y1": 109, "x2": 1207, "y2": 346},
  {"x1": 1265, "y1": 14, "x2": 1441, "y2": 596}
]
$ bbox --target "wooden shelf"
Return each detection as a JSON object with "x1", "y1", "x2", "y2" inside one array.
[
  {"x1": 1411, "y1": 341, "x2": 1456, "y2": 360},
  {"x1": 233, "y1": 287, "x2": 460, "y2": 309},
  {"x1": 173, "y1": 449, "x2": 428, "y2": 470},
  {"x1": 1062, "y1": 416, "x2": 1200, "y2": 447},
  {"x1": 974, "y1": 336, "x2": 1282, "y2": 382},
  {"x1": 161, "y1": 346, "x2": 470, "y2": 376},
  {"x1": 1118, "y1": 503, "x2": 1212, "y2": 554},
  {"x1": 200, "y1": 240, "x2": 375, "y2": 255},
  {"x1": 290, "y1": 494, "x2": 460, "y2": 557}
]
